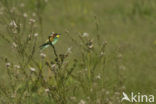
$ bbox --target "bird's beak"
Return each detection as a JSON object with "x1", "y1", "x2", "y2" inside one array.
[{"x1": 56, "y1": 34, "x2": 61, "y2": 38}]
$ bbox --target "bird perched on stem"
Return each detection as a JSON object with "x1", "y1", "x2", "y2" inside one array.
[{"x1": 40, "y1": 32, "x2": 61, "y2": 50}]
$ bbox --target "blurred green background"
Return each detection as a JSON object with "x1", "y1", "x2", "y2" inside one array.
[{"x1": 0, "y1": 0, "x2": 156, "y2": 104}]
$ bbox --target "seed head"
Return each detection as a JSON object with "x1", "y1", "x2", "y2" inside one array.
[
  {"x1": 96, "y1": 74, "x2": 101, "y2": 79},
  {"x1": 100, "y1": 52, "x2": 104, "y2": 56},
  {"x1": 30, "y1": 67, "x2": 36, "y2": 72},
  {"x1": 32, "y1": 12, "x2": 36, "y2": 17},
  {"x1": 78, "y1": 100, "x2": 86, "y2": 104},
  {"x1": 12, "y1": 42, "x2": 17, "y2": 48},
  {"x1": 6, "y1": 62, "x2": 11, "y2": 68},
  {"x1": 29, "y1": 18, "x2": 36, "y2": 24},
  {"x1": 70, "y1": 96, "x2": 76, "y2": 101},
  {"x1": 9, "y1": 20, "x2": 17, "y2": 28},
  {"x1": 45, "y1": 88, "x2": 50, "y2": 92},
  {"x1": 44, "y1": 0, "x2": 48, "y2": 3},
  {"x1": 82, "y1": 32, "x2": 89, "y2": 37},
  {"x1": 88, "y1": 44, "x2": 94, "y2": 49},
  {"x1": 23, "y1": 13, "x2": 28, "y2": 18},
  {"x1": 14, "y1": 65, "x2": 20, "y2": 69},
  {"x1": 40, "y1": 53, "x2": 46, "y2": 58},
  {"x1": 51, "y1": 64, "x2": 56, "y2": 69},
  {"x1": 34, "y1": 33, "x2": 38, "y2": 37},
  {"x1": 66, "y1": 47, "x2": 72, "y2": 54},
  {"x1": 20, "y1": 3, "x2": 25, "y2": 8}
]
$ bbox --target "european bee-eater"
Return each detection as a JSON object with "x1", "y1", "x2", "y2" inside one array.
[{"x1": 40, "y1": 32, "x2": 61, "y2": 50}]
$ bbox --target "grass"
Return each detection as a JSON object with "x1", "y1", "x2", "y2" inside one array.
[{"x1": 0, "y1": 0, "x2": 156, "y2": 104}]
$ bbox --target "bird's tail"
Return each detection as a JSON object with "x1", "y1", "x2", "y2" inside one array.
[{"x1": 40, "y1": 43, "x2": 49, "y2": 50}]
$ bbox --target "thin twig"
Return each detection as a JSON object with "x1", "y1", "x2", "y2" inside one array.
[{"x1": 50, "y1": 43, "x2": 58, "y2": 58}]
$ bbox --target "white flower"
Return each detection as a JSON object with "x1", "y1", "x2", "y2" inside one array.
[
  {"x1": 6, "y1": 62, "x2": 11, "y2": 67},
  {"x1": 105, "y1": 91, "x2": 110, "y2": 95},
  {"x1": 30, "y1": 67, "x2": 36, "y2": 72},
  {"x1": 119, "y1": 65, "x2": 126, "y2": 70},
  {"x1": 78, "y1": 100, "x2": 86, "y2": 104},
  {"x1": 66, "y1": 47, "x2": 72, "y2": 54},
  {"x1": 14, "y1": 65, "x2": 20, "y2": 69},
  {"x1": 12, "y1": 42, "x2": 17, "y2": 48},
  {"x1": 23, "y1": 13, "x2": 28, "y2": 18},
  {"x1": 20, "y1": 3, "x2": 25, "y2": 7},
  {"x1": 84, "y1": 68, "x2": 88, "y2": 71},
  {"x1": 9, "y1": 20, "x2": 17, "y2": 28},
  {"x1": 51, "y1": 64, "x2": 56, "y2": 69},
  {"x1": 44, "y1": 0, "x2": 48, "y2": 3},
  {"x1": 29, "y1": 18, "x2": 36, "y2": 24},
  {"x1": 82, "y1": 32, "x2": 89, "y2": 37},
  {"x1": 28, "y1": 34, "x2": 32, "y2": 39},
  {"x1": 88, "y1": 44, "x2": 94, "y2": 49},
  {"x1": 40, "y1": 53, "x2": 46, "y2": 58},
  {"x1": 34, "y1": 33, "x2": 38, "y2": 37},
  {"x1": 70, "y1": 96, "x2": 76, "y2": 101},
  {"x1": 96, "y1": 74, "x2": 101, "y2": 79},
  {"x1": 32, "y1": 13, "x2": 36, "y2": 17},
  {"x1": 90, "y1": 88, "x2": 93, "y2": 92},
  {"x1": 100, "y1": 52, "x2": 104, "y2": 56},
  {"x1": 45, "y1": 88, "x2": 50, "y2": 92}
]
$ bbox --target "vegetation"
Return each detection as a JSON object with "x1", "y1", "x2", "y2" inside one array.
[{"x1": 0, "y1": 0, "x2": 156, "y2": 104}]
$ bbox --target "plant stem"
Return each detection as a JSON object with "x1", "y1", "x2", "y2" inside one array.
[{"x1": 51, "y1": 44, "x2": 58, "y2": 58}]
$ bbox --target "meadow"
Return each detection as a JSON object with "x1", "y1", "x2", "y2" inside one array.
[{"x1": 0, "y1": 0, "x2": 156, "y2": 104}]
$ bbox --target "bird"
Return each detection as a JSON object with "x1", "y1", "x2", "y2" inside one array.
[
  {"x1": 40, "y1": 32, "x2": 61, "y2": 50},
  {"x1": 121, "y1": 92, "x2": 131, "y2": 102}
]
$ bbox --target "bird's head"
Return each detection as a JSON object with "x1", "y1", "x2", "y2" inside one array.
[
  {"x1": 49, "y1": 32, "x2": 61, "y2": 38},
  {"x1": 55, "y1": 33, "x2": 61, "y2": 38}
]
